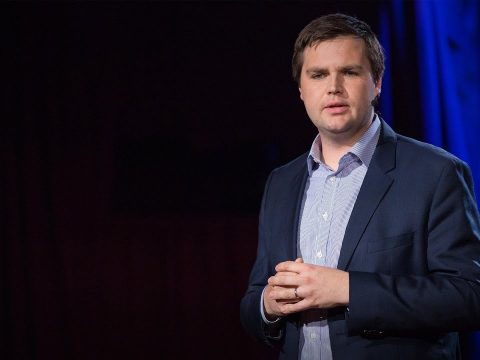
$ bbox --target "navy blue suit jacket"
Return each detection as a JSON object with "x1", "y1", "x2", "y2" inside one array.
[{"x1": 240, "y1": 120, "x2": 480, "y2": 359}]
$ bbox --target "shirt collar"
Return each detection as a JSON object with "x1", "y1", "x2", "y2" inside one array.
[{"x1": 307, "y1": 114, "x2": 381, "y2": 176}]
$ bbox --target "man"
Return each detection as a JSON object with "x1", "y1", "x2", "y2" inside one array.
[{"x1": 240, "y1": 13, "x2": 480, "y2": 359}]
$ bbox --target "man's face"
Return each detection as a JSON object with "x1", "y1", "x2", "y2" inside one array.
[{"x1": 299, "y1": 36, "x2": 381, "y2": 144}]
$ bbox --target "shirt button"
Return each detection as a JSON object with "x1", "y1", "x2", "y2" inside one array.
[
  {"x1": 316, "y1": 251, "x2": 323, "y2": 258},
  {"x1": 322, "y1": 212, "x2": 328, "y2": 221},
  {"x1": 329, "y1": 176, "x2": 336, "y2": 183},
  {"x1": 310, "y1": 333, "x2": 317, "y2": 339}
]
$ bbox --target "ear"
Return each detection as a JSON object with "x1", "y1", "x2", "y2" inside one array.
[
  {"x1": 374, "y1": 77, "x2": 382, "y2": 97},
  {"x1": 299, "y1": 87, "x2": 304, "y2": 101}
]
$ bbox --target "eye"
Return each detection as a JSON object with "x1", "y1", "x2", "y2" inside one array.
[
  {"x1": 344, "y1": 69, "x2": 359, "y2": 76},
  {"x1": 311, "y1": 72, "x2": 327, "y2": 79}
]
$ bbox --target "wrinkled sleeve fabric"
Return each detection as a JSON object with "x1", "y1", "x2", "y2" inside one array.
[{"x1": 240, "y1": 170, "x2": 285, "y2": 347}]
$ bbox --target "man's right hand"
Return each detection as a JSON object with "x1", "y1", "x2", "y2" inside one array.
[{"x1": 263, "y1": 258, "x2": 304, "y2": 319}]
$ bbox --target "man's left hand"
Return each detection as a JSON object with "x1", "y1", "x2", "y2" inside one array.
[{"x1": 267, "y1": 259, "x2": 349, "y2": 315}]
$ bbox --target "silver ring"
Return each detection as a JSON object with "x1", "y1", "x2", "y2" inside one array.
[{"x1": 294, "y1": 287, "x2": 299, "y2": 298}]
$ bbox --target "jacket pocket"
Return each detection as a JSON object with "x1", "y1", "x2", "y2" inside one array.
[{"x1": 367, "y1": 232, "x2": 414, "y2": 254}]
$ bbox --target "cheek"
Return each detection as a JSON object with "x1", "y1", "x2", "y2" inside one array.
[
  {"x1": 354, "y1": 86, "x2": 376, "y2": 107},
  {"x1": 303, "y1": 92, "x2": 319, "y2": 108},
  {"x1": 364, "y1": 84, "x2": 378, "y2": 100}
]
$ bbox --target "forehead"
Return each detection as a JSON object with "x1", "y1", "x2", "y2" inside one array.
[{"x1": 303, "y1": 36, "x2": 369, "y2": 67}]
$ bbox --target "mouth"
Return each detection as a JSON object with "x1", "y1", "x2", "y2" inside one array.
[{"x1": 324, "y1": 102, "x2": 349, "y2": 114}]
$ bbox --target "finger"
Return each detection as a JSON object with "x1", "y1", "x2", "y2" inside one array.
[
  {"x1": 277, "y1": 298, "x2": 302, "y2": 304},
  {"x1": 274, "y1": 260, "x2": 303, "y2": 276},
  {"x1": 277, "y1": 299, "x2": 310, "y2": 314},
  {"x1": 274, "y1": 271, "x2": 299, "y2": 277},
  {"x1": 275, "y1": 261, "x2": 306, "y2": 273},
  {"x1": 268, "y1": 275, "x2": 301, "y2": 287},
  {"x1": 269, "y1": 286, "x2": 299, "y2": 301}
]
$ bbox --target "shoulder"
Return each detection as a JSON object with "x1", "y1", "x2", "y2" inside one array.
[
  {"x1": 271, "y1": 152, "x2": 309, "y2": 177},
  {"x1": 380, "y1": 119, "x2": 469, "y2": 172},
  {"x1": 265, "y1": 152, "x2": 309, "y2": 190},
  {"x1": 394, "y1": 134, "x2": 469, "y2": 171},
  {"x1": 262, "y1": 152, "x2": 309, "y2": 199},
  {"x1": 385, "y1": 132, "x2": 475, "y2": 196}
]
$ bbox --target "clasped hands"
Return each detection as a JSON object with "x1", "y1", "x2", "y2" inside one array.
[{"x1": 264, "y1": 258, "x2": 349, "y2": 319}]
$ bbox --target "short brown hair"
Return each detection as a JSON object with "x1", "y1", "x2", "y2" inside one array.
[{"x1": 292, "y1": 13, "x2": 385, "y2": 85}]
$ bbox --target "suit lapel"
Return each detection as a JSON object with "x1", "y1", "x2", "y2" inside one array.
[{"x1": 337, "y1": 121, "x2": 397, "y2": 270}]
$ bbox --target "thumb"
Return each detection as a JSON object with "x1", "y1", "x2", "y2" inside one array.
[{"x1": 295, "y1": 257, "x2": 304, "y2": 263}]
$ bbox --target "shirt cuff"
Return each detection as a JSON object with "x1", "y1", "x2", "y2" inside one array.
[{"x1": 260, "y1": 286, "x2": 282, "y2": 324}]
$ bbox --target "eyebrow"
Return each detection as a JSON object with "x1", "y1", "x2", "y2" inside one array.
[{"x1": 305, "y1": 65, "x2": 364, "y2": 74}]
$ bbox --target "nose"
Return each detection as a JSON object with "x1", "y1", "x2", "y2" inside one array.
[{"x1": 327, "y1": 74, "x2": 343, "y2": 95}]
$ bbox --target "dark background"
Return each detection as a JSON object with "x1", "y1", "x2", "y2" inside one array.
[{"x1": 1, "y1": 2, "x2": 476, "y2": 359}]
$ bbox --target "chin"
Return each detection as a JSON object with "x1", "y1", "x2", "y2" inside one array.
[{"x1": 325, "y1": 120, "x2": 352, "y2": 133}]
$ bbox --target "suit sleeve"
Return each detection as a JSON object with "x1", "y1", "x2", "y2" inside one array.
[
  {"x1": 347, "y1": 159, "x2": 480, "y2": 334},
  {"x1": 240, "y1": 170, "x2": 285, "y2": 347}
]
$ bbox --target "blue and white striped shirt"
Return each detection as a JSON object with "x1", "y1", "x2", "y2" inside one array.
[{"x1": 298, "y1": 116, "x2": 380, "y2": 360}]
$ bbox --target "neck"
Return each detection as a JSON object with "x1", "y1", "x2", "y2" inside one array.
[
  {"x1": 319, "y1": 114, "x2": 374, "y2": 171},
  {"x1": 320, "y1": 142, "x2": 351, "y2": 171}
]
